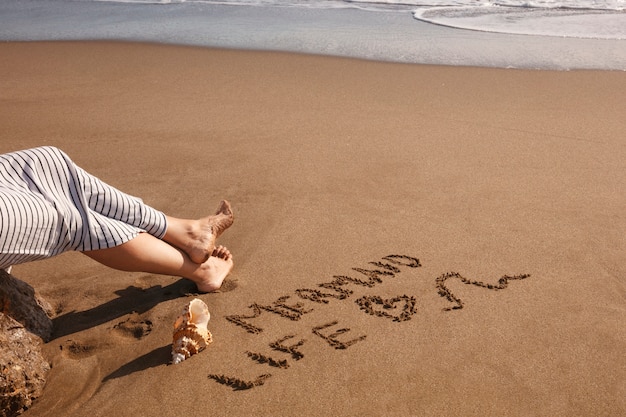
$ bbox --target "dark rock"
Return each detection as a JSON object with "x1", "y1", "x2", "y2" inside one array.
[
  {"x1": 0, "y1": 270, "x2": 53, "y2": 342},
  {"x1": 0, "y1": 270, "x2": 52, "y2": 417}
]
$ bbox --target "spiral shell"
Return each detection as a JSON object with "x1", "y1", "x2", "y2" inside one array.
[{"x1": 171, "y1": 298, "x2": 213, "y2": 364}]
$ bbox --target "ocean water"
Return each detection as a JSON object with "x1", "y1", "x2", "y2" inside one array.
[
  {"x1": 0, "y1": 0, "x2": 625, "y2": 69},
  {"x1": 84, "y1": 0, "x2": 626, "y2": 40}
]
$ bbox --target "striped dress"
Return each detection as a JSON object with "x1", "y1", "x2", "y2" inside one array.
[{"x1": 0, "y1": 146, "x2": 167, "y2": 269}]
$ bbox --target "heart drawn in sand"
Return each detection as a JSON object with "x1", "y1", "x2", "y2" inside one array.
[{"x1": 355, "y1": 295, "x2": 417, "y2": 322}]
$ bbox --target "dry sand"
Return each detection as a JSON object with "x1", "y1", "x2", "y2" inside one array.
[{"x1": 1, "y1": 41, "x2": 625, "y2": 416}]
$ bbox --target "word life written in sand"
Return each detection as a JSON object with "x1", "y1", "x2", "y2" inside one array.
[{"x1": 209, "y1": 254, "x2": 529, "y2": 390}]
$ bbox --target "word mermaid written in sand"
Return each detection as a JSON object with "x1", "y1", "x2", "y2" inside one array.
[{"x1": 209, "y1": 254, "x2": 529, "y2": 390}]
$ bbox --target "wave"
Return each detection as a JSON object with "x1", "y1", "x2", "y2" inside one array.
[
  {"x1": 413, "y1": 6, "x2": 626, "y2": 39},
  {"x1": 85, "y1": 0, "x2": 626, "y2": 39},
  {"x1": 88, "y1": 0, "x2": 625, "y2": 12},
  {"x1": 402, "y1": 1, "x2": 625, "y2": 12}
]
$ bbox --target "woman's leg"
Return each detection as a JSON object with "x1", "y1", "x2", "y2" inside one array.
[
  {"x1": 70, "y1": 145, "x2": 235, "y2": 263},
  {"x1": 30, "y1": 146, "x2": 234, "y2": 263},
  {"x1": 0, "y1": 146, "x2": 235, "y2": 270},
  {"x1": 82, "y1": 233, "x2": 233, "y2": 293}
]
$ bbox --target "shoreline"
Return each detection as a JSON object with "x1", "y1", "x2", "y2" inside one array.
[
  {"x1": 1, "y1": 41, "x2": 625, "y2": 417},
  {"x1": 4, "y1": 38, "x2": 626, "y2": 73}
]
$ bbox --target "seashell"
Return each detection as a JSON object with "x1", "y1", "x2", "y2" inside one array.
[{"x1": 171, "y1": 298, "x2": 213, "y2": 364}]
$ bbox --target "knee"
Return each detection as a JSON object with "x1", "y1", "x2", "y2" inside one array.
[
  {"x1": 40, "y1": 146, "x2": 70, "y2": 160},
  {"x1": 37, "y1": 146, "x2": 75, "y2": 169}
]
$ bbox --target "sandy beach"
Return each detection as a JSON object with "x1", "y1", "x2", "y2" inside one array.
[{"x1": 1, "y1": 41, "x2": 625, "y2": 416}]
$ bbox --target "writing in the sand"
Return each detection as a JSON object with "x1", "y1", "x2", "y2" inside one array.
[{"x1": 208, "y1": 254, "x2": 529, "y2": 390}]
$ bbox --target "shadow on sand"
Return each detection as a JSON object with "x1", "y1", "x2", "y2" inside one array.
[
  {"x1": 51, "y1": 278, "x2": 198, "y2": 339},
  {"x1": 102, "y1": 344, "x2": 172, "y2": 382}
]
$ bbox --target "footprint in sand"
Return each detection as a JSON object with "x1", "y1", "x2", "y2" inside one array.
[
  {"x1": 218, "y1": 278, "x2": 239, "y2": 293},
  {"x1": 111, "y1": 315, "x2": 153, "y2": 340},
  {"x1": 61, "y1": 340, "x2": 98, "y2": 359}
]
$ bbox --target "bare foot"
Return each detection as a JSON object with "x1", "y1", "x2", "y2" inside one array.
[
  {"x1": 185, "y1": 200, "x2": 234, "y2": 264},
  {"x1": 195, "y1": 245, "x2": 234, "y2": 293}
]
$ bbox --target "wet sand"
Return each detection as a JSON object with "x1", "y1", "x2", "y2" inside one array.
[{"x1": 1, "y1": 41, "x2": 625, "y2": 416}]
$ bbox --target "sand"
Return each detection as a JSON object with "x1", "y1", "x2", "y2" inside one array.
[{"x1": 1, "y1": 41, "x2": 625, "y2": 417}]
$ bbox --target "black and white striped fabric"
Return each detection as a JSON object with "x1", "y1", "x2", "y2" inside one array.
[{"x1": 0, "y1": 146, "x2": 167, "y2": 269}]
